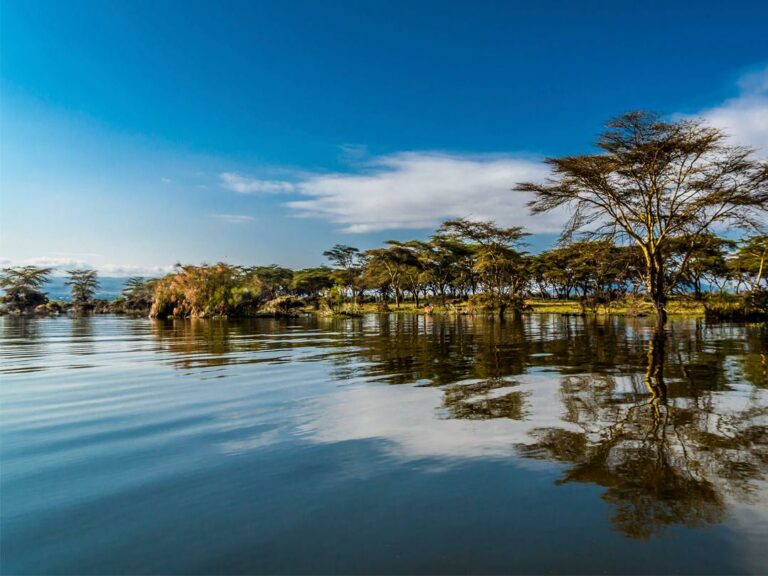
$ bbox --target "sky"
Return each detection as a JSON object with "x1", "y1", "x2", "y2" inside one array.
[{"x1": 1, "y1": 0, "x2": 767, "y2": 276}]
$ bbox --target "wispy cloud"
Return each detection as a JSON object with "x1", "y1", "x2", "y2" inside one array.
[
  {"x1": 285, "y1": 153, "x2": 561, "y2": 234},
  {"x1": 697, "y1": 67, "x2": 768, "y2": 154},
  {"x1": 211, "y1": 213, "x2": 255, "y2": 224},
  {"x1": 220, "y1": 172, "x2": 296, "y2": 194},
  {"x1": 337, "y1": 143, "x2": 369, "y2": 164},
  {"x1": 216, "y1": 69, "x2": 766, "y2": 236}
]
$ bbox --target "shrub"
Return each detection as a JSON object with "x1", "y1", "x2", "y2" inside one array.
[
  {"x1": 149, "y1": 263, "x2": 263, "y2": 319},
  {"x1": 705, "y1": 290, "x2": 768, "y2": 321}
]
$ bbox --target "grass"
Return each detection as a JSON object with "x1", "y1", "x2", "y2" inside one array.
[
  {"x1": 526, "y1": 298, "x2": 706, "y2": 316},
  {"x1": 301, "y1": 297, "x2": 709, "y2": 317}
]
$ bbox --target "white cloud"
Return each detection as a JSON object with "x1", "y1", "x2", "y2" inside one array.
[
  {"x1": 285, "y1": 153, "x2": 562, "y2": 233},
  {"x1": 698, "y1": 67, "x2": 768, "y2": 154},
  {"x1": 299, "y1": 373, "x2": 571, "y2": 463},
  {"x1": 220, "y1": 172, "x2": 296, "y2": 194},
  {"x1": 211, "y1": 213, "x2": 255, "y2": 224},
  {"x1": 0, "y1": 256, "x2": 173, "y2": 277},
  {"x1": 217, "y1": 68, "x2": 766, "y2": 237}
]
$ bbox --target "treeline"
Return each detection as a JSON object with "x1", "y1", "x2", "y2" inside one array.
[
  {"x1": 1, "y1": 223, "x2": 765, "y2": 318},
  {"x1": 3, "y1": 111, "x2": 767, "y2": 321}
]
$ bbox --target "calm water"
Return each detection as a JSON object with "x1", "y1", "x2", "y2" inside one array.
[{"x1": 1, "y1": 314, "x2": 767, "y2": 575}]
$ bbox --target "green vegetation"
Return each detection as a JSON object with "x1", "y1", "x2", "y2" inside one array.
[
  {"x1": 1, "y1": 225, "x2": 764, "y2": 320},
  {"x1": 0, "y1": 266, "x2": 53, "y2": 313},
  {"x1": 65, "y1": 269, "x2": 100, "y2": 310},
  {"x1": 1, "y1": 112, "x2": 765, "y2": 321},
  {"x1": 516, "y1": 111, "x2": 768, "y2": 323},
  {"x1": 149, "y1": 263, "x2": 262, "y2": 319}
]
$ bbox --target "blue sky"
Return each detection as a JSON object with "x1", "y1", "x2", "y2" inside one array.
[{"x1": 2, "y1": 0, "x2": 767, "y2": 275}]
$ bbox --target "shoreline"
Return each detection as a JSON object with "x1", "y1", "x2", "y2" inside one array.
[{"x1": 3, "y1": 297, "x2": 766, "y2": 322}]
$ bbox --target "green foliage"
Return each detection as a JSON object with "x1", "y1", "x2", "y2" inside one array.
[
  {"x1": 290, "y1": 267, "x2": 334, "y2": 298},
  {"x1": 120, "y1": 276, "x2": 156, "y2": 313},
  {"x1": 436, "y1": 218, "x2": 529, "y2": 312},
  {"x1": 668, "y1": 234, "x2": 735, "y2": 299},
  {"x1": 0, "y1": 266, "x2": 52, "y2": 311},
  {"x1": 150, "y1": 263, "x2": 262, "y2": 318},
  {"x1": 246, "y1": 265, "x2": 293, "y2": 299},
  {"x1": 705, "y1": 289, "x2": 768, "y2": 321},
  {"x1": 363, "y1": 244, "x2": 422, "y2": 308},
  {"x1": 517, "y1": 111, "x2": 768, "y2": 317},
  {"x1": 729, "y1": 234, "x2": 768, "y2": 290},
  {"x1": 66, "y1": 269, "x2": 99, "y2": 306}
]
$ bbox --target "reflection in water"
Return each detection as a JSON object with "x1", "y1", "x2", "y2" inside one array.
[
  {"x1": 441, "y1": 377, "x2": 530, "y2": 421},
  {"x1": 142, "y1": 315, "x2": 768, "y2": 539},
  {"x1": 1, "y1": 314, "x2": 767, "y2": 574},
  {"x1": 515, "y1": 326, "x2": 767, "y2": 538}
]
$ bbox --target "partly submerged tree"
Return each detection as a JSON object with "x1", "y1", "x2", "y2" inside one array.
[
  {"x1": 66, "y1": 269, "x2": 100, "y2": 307},
  {"x1": 0, "y1": 266, "x2": 53, "y2": 311},
  {"x1": 516, "y1": 111, "x2": 768, "y2": 322}
]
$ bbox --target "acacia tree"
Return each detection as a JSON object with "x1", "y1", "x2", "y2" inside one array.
[
  {"x1": 290, "y1": 267, "x2": 334, "y2": 299},
  {"x1": 323, "y1": 244, "x2": 362, "y2": 304},
  {"x1": 0, "y1": 266, "x2": 53, "y2": 311},
  {"x1": 121, "y1": 276, "x2": 156, "y2": 312},
  {"x1": 246, "y1": 265, "x2": 294, "y2": 300},
  {"x1": 419, "y1": 236, "x2": 469, "y2": 303},
  {"x1": 516, "y1": 112, "x2": 768, "y2": 322},
  {"x1": 438, "y1": 218, "x2": 529, "y2": 314},
  {"x1": 667, "y1": 234, "x2": 734, "y2": 299},
  {"x1": 364, "y1": 244, "x2": 421, "y2": 308},
  {"x1": 730, "y1": 234, "x2": 768, "y2": 290},
  {"x1": 65, "y1": 269, "x2": 100, "y2": 307},
  {"x1": 387, "y1": 240, "x2": 431, "y2": 306}
]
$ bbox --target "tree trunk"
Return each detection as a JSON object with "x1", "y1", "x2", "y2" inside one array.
[
  {"x1": 645, "y1": 247, "x2": 668, "y2": 325},
  {"x1": 693, "y1": 278, "x2": 702, "y2": 301}
]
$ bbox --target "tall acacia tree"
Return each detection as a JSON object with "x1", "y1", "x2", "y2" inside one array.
[
  {"x1": 516, "y1": 112, "x2": 768, "y2": 322},
  {"x1": 0, "y1": 266, "x2": 53, "y2": 311},
  {"x1": 323, "y1": 244, "x2": 362, "y2": 304},
  {"x1": 66, "y1": 269, "x2": 100, "y2": 307}
]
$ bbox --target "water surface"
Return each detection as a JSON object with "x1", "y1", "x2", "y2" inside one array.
[{"x1": 1, "y1": 314, "x2": 767, "y2": 574}]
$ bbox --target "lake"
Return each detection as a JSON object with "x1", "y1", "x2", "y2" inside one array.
[{"x1": 1, "y1": 314, "x2": 767, "y2": 574}]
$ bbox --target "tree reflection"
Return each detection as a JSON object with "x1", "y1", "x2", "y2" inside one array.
[
  {"x1": 515, "y1": 326, "x2": 767, "y2": 539},
  {"x1": 441, "y1": 377, "x2": 530, "y2": 421},
  {"x1": 145, "y1": 313, "x2": 768, "y2": 539}
]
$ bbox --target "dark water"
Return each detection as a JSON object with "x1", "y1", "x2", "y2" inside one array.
[{"x1": 1, "y1": 314, "x2": 767, "y2": 575}]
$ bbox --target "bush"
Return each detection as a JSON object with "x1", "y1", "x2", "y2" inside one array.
[
  {"x1": 705, "y1": 290, "x2": 768, "y2": 321},
  {"x1": 149, "y1": 264, "x2": 263, "y2": 319}
]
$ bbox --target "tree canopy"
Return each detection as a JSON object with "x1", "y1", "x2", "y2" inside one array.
[{"x1": 516, "y1": 111, "x2": 768, "y2": 320}]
